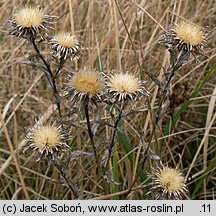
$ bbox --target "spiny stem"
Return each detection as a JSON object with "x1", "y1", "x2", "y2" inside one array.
[
  {"x1": 54, "y1": 58, "x2": 67, "y2": 78},
  {"x1": 126, "y1": 50, "x2": 191, "y2": 195},
  {"x1": 135, "y1": 51, "x2": 185, "y2": 175},
  {"x1": 125, "y1": 97, "x2": 156, "y2": 195}
]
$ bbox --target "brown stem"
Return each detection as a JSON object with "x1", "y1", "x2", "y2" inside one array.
[
  {"x1": 104, "y1": 100, "x2": 125, "y2": 172},
  {"x1": 29, "y1": 36, "x2": 63, "y2": 121},
  {"x1": 84, "y1": 100, "x2": 98, "y2": 163},
  {"x1": 53, "y1": 162, "x2": 79, "y2": 198}
]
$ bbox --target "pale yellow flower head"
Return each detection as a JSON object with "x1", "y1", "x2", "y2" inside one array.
[
  {"x1": 66, "y1": 69, "x2": 104, "y2": 103},
  {"x1": 151, "y1": 165, "x2": 187, "y2": 200},
  {"x1": 27, "y1": 124, "x2": 68, "y2": 157},
  {"x1": 162, "y1": 20, "x2": 206, "y2": 52},
  {"x1": 50, "y1": 32, "x2": 81, "y2": 60},
  {"x1": 15, "y1": 7, "x2": 45, "y2": 28},
  {"x1": 175, "y1": 21, "x2": 204, "y2": 46},
  {"x1": 8, "y1": 6, "x2": 56, "y2": 39},
  {"x1": 107, "y1": 72, "x2": 149, "y2": 101},
  {"x1": 159, "y1": 167, "x2": 185, "y2": 194}
]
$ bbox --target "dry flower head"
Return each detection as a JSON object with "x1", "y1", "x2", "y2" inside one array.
[
  {"x1": 8, "y1": 6, "x2": 56, "y2": 39},
  {"x1": 151, "y1": 165, "x2": 187, "y2": 200},
  {"x1": 15, "y1": 7, "x2": 44, "y2": 28},
  {"x1": 163, "y1": 20, "x2": 205, "y2": 52},
  {"x1": 26, "y1": 124, "x2": 68, "y2": 157},
  {"x1": 106, "y1": 72, "x2": 149, "y2": 101},
  {"x1": 175, "y1": 21, "x2": 204, "y2": 46},
  {"x1": 66, "y1": 69, "x2": 104, "y2": 103},
  {"x1": 50, "y1": 32, "x2": 81, "y2": 60}
]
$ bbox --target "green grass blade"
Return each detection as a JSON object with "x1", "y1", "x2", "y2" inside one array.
[
  {"x1": 112, "y1": 144, "x2": 119, "y2": 200},
  {"x1": 98, "y1": 54, "x2": 103, "y2": 72},
  {"x1": 117, "y1": 121, "x2": 147, "y2": 182},
  {"x1": 192, "y1": 154, "x2": 216, "y2": 198}
]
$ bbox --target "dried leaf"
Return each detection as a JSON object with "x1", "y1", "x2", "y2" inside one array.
[{"x1": 69, "y1": 150, "x2": 94, "y2": 162}]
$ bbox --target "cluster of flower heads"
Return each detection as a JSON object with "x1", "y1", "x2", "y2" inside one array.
[
  {"x1": 26, "y1": 68, "x2": 150, "y2": 159},
  {"x1": 9, "y1": 6, "x2": 196, "y2": 200},
  {"x1": 8, "y1": 6, "x2": 150, "y2": 104},
  {"x1": 8, "y1": 6, "x2": 82, "y2": 60},
  {"x1": 10, "y1": 6, "x2": 151, "y2": 160},
  {"x1": 150, "y1": 163, "x2": 187, "y2": 200},
  {"x1": 65, "y1": 70, "x2": 150, "y2": 105},
  {"x1": 161, "y1": 20, "x2": 205, "y2": 53}
]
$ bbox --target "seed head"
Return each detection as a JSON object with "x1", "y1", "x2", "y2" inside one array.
[
  {"x1": 106, "y1": 72, "x2": 149, "y2": 101},
  {"x1": 8, "y1": 6, "x2": 56, "y2": 39},
  {"x1": 26, "y1": 124, "x2": 68, "y2": 158},
  {"x1": 15, "y1": 7, "x2": 44, "y2": 27},
  {"x1": 175, "y1": 21, "x2": 204, "y2": 46},
  {"x1": 150, "y1": 164, "x2": 187, "y2": 200},
  {"x1": 50, "y1": 32, "x2": 81, "y2": 60},
  {"x1": 161, "y1": 20, "x2": 205, "y2": 52},
  {"x1": 66, "y1": 69, "x2": 104, "y2": 103}
]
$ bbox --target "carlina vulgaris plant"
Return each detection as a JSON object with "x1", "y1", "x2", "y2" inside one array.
[
  {"x1": 138, "y1": 20, "x2": 207, "y2": 184},
  {"x1": 149, "y1": 162, "x2": 188, "y2": 200},
  {"x1": 8, "y1": 5, "x2": 82, "y2": 198},
  {"x1": 8, "y1": 6, "x2": 64, "y2": 121},
  {"x1": 156, "y1": 19, "x2": 206, "y2": 123},
  {"x1": 137, "y1": 20, "x2": 207, "y2": 190},
  {"x1": 8, "y1": 6, "x2": 83, "y2": 125},
  {"x1": 24, "y1": 122, "x2": 79, "y2": 198},
  {"x1": 65, "y1": 68, "x2": 105, "y2": 162},
  {"x1": 102, "y1": 71, "x2": 150, "y2": 173}
]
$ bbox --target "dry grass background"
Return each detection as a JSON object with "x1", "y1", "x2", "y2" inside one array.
[{"x1": 0, "y1": 0, "x2": 216, "y2": 200}]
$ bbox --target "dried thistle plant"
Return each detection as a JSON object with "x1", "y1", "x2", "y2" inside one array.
[
  {"x1": 7, "y1": 2, "x2": 211, "y2": 200},
  {"x1": 150, "y1": 163, "x2": 187, "y2": 200},
  {"x1": 7, "y1": 5, "x2": 83, "y2": 198},
  {"x1": 101, "y1": 71, "x2": 150, "y2": 174},
  {"x1": 8, "y1": 6, "x2": 65, "y2": 122},
  {"x1": 24, "y1": 122, "x2": 80, "y2": 198},
  {"x1": 65, "y1": 69, "x2": 105, "y2": 161},
  {"x1": 156, "y1": 20, "x2": 206, "y2": 123}
]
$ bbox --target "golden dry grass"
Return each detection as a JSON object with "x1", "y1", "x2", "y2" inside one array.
[{"x1": 0, "y1": 0, "x2": 216, "y2": 199}]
